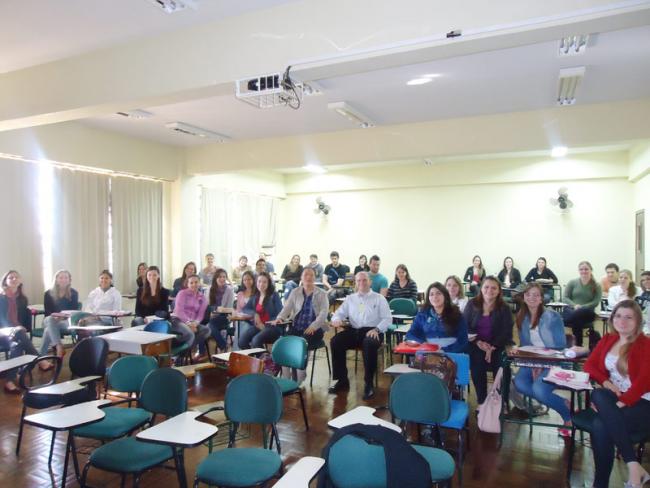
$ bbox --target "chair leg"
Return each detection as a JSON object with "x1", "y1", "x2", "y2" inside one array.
[
  {"x1": 70, "y1": 434, "x2": 81, "y2": 480},
  {"x1": 355, "y1": 349, "x2": 359, "y2": 373},
  {"x1": 80, "y1": 462, "x2": 92, "y2": 488},
  {"x1": 309, "y1": 348, "x2": 317, "y2": 388},
  {"x1": 637, "y1": 442, "x2": 645, "y2": 461},
  {"x1": 566, "y1": 427, "x2": 577, "y2": 480},
  {"x1": 193, "y1": 477, "x2": 200, "y2": 488},
  {"x1": 48, "y1": 431, "x2": 56, "y2": 466},
  {"x1": 15, "y1": 404, "x2": 27, "y2": 455},
  {"x1": 120, "y1": 474, "x2": 126, "y2": 488},
  {"x1": 457, "y1": 430, "x2": 464, "y2": 487},
  {"x1": 297, "y1": 390, "x2": 309, "y2": 430},
  {"x1": 272, "y1": 424, "x2": 282, "y2": 454},
  {"x1": 325, "y1": 345, "x2": 331, "y2": 375}
]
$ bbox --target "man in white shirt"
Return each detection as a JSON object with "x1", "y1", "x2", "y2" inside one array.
[{"x1": 329, "y1": 272, "x2": 392, "y2": 399}]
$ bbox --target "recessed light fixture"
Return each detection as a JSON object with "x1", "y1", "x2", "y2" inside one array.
[
  {"x1": 557, "y1": 66, "x2": 585, "y2": 105},
  {"x1": 304, "y1": 163, "x2": 327, "y2": 174},
  {"x1": 165, "y1": 122, "x2": 229, "y2": 141},
  {"x1": 147, "y1": 0, "x2": 197, "y2": 14},
  {"x1": 407, "y1": 73, "x2": 441, "y2": 86},
  {"x1": 327, "y1": 102, "x2": 375, "y2": 128},
  {"x1": 116, "y1": 109, "x2": 154, "y2": 119},
  {"x1": 551, "y1": 146, "x2": 568, "y2": 158}
]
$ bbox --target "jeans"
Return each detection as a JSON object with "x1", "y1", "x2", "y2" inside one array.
[
  {"x1": 283, "y1": 280, "x2": 298, "y2": 300},
  {"x1": 514, "y1": 367, "x2": 570, "y2": 421},
  {"x1": 330, "y1": 327, "x2": 383, "y2": 386},
  {"x1": 238, "y1": 324, "x2": 282, "y2": 349},
  {"x1": 590, "y1": 388, "x2": 650, "y2": 488},
  {"x1": 208, "y1": 314, "x2": 230, "y2": 351},
  {"x1": 1, "y1": 326, "x2": 38, "y2": 382},
  {"x1": 40, "y1": 316, "x2": 69, "y2": 354},
  {"x1": 170, "y1": 318, "x2": 210, "y2": 352}
]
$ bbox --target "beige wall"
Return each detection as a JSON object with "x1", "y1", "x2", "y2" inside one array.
[
  {"x1": 631, "y1": 142, "x2": 650, "y2": 274},
  {"x1": 275, "y1": 152, "x2": 634, "y2": 289}
]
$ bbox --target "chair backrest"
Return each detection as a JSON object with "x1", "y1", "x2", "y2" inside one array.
[
  {"x1": 139, "y1": 367, "x2": 188, "y2": 417},
  {"x1": 443, "y1": 352, "x2": 470, "y2": 387},
  {"x1": 107, "y1": 355, "x2": 158, "y2": 394},
  {"x1": 228, "y1": 352, "x2": 264, "y2": 378},
  {"x1": 69, "y1": 337, "x2": 109, "y2": 378},
  {"x1": 271, "y1": 335, "x2": 308, "y2": 370},
  {"x1": 144, "y1": 320, "x2": 171, "y2": 334},
  {"x1": 389, "y1": 372, "x2": 450, "y2": 424},
  {"x1": 328, "y1": 434, "x2": 388, "y2": 488},
  {"x1": 225, "y1": 373, "x2": 283, "y2": 424},
  {"x1": 389, "y1": 298, "x2": 417, "y2": 316}
]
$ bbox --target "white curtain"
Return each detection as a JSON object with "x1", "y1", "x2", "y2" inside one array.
[
  {"x1": 200, "y1": 188, "x2": 278, "y2": 274},
  {"x1": 111, "y1": 177, "x2": 163, "y2": 293},
  {"x1": 50, "y1": 168, "x2": 110, "y2": 300},
  {"x1": 0, "y1": 158, "x2": 43, "y2": 301}
]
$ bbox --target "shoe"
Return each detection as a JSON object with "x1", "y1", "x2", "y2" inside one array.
[
  {"x1": 362, "y1": 384, "x2": 375, "y2": 400},
  {"x1": 328, "y1": 380, "x2": 350, "y2": 394},
  {"x1": 4, "y1": 382, "x2": 20, "y2": 394},
  {"x1": 38, "y1": 361, "x2": 54, "y2": 372},
  {"x1": 192, "y1": 353, "x2": 208, "y2": 363}
]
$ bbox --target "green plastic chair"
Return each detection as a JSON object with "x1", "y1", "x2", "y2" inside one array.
[
  {"x1": 194, "y1": 373, "x2": 284, "y2": 487},
  {"x1": 388, "y1": 373, "x2": 456, "y2": 484},
  {"x1": 271, "y1": 335, "x2": 310, "y2": 430},
  {"x1": 385, "y1": 298, "x2": 418, "y2": 364},
  {"x1": 328, "y1": 433, "x2": 455, "y2": 488},
  {"x1": 80, "y1": 368, "x2": 188, "y2": 487},
  {"x1": 147, "y1": 320, "x2": 192, "y2": 366}
]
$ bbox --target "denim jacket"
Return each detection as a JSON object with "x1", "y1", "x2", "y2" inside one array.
[{"x1": 519, "y1": 309, "x2": 566, "y2": 349}]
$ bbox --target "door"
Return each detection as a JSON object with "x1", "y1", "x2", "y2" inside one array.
[{"x1": 635, "y1": 210, "x2": 645, "y2": 281}]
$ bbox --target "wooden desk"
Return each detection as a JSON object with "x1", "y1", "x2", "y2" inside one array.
[
  {"x1": 274, "y1": 456, "x2": 325, "y2": 488},
  {"x1": 328, "y1": 406, "x2": 401, "y2": 433},
  {"x1": 136, "y1": 411, "x2": 218, "y2": 488},
  {"x1": 0, "y1": 354, "x2": 36, "y2": 374},
  {"x1": 102, "y1": 329, "x2": 175, "y2": 355},
  {"x1": 24, "y1": 399, "x2": 110, "y2": 488}
]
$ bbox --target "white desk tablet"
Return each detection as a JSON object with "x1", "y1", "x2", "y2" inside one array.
[
  {"x1": 212, "y1": 347, "x2": 266, "y2": 362},
  {"x1": 273, "y1": 456, "x2": 325, "y2": 488},
  {"x1": 102, "y1": 329, "x2": 176, "y2": 354},
  {"x1": 383, "y1": 363, "x2": 419, "y2": 375},
  {"x1": 0, "y1": 354, "x2": 36, "y2": 374},
  {"x1": 24, "y1": 399, "x2": 110, "y2": 430},
  {"x1": 394, "y1": 324, "x2": 411, "y2": 334},
  {"x1": 328, "y1": 406, "x2": 401, "y2": 433},
  {"x1": 35, "y1": 375, "x2": 101, "y2": 395},
  {"x1": 136, "y1": 411, "x2": 218, "y2": 447}
]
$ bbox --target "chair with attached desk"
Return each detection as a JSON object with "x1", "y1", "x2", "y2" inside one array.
[
  {"x1": 67, "y1": 337, "x2": 108, "y2": 403},
  {"x1": 193, "y1": 373, "x2": 284, "y2": 488},
  {"x1": 386, "y1": 298, "x2": 417, "y2": 364},
  {"x1": 80, "y1": 368, "x2": 188, "y2": 487},
  {"x1": 271, "y1": 335, "x2": 310, "y2": 430},
  {"x1": 144, "y1": 320, "x2": 191, "y2": 365}
]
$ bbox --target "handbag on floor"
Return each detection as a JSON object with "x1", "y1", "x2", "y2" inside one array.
[{"x1": 477, "y1": 367, "x2": 503, "y2": 433}]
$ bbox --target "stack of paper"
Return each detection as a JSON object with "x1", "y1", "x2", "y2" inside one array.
[{"x1": 544, "y1": 367, "x2": 592, "y2": 390}]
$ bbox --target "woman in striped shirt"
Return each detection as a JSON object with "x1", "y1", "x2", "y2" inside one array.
[{"x1": 386, "y1": 264, "x2": 418, "y2": 303}]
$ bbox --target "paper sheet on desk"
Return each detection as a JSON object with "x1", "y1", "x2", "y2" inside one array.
[
  {"x1": 517, "y1": 346, "x2": 561, "y2": 356},
  {"x1": 544, "y1": 367, "x2": 592, "y2": 390}
]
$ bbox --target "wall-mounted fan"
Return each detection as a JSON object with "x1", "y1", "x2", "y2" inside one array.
[
  {"x1": 550, "y1": 187, "x2": 574, "y2": 210},
  {"x1": 313, "y1": 196, "x2": 331, "y2": 215}
]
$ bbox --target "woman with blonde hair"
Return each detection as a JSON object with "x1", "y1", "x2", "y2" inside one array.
[
  {"x1": 40, "y1": 269, "x2": 80, "y2": 358},
  {"x1": 280, "y1": 254, "x2": 303, "y2": 300},
  {"x1": 562, "y1": 261, "x2": 602, "y2": 346},
  {"x1": 608, "y1": 269, "x2": 641, "y2": 310}
]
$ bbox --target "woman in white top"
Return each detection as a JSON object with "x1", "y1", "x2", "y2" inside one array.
[
  {"x1": 607, "y1": 269, "x2": 641, "y2": 310},
  {"x1": 445, "y1": 275, "x2": 468, "y2": 312},
  {"x1": 84, "y1": 270, "x2": 122, "y2": 323}
]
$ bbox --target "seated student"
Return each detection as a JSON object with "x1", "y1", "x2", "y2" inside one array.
[
  {"x1": 254, "y1": 257, "x2": 267, "y2": 278},
  {"x1": 608, "y1": 269, "x2": 641, "y2": 310},
  {"x1": 323, "y1": 251, "x2": 351, "y2": 303},
  {"x1": 238, "y1": 272, "x2": 283, "y2": 349},
  {"x1": 0, "y1": 270, "x2": 39, "y2": 393},
  {"x1": 638, "y1": 271, "x2": 650, "y2": 308},
  {"x1": 172, "y1": 261, "x2": 197, "y2": 297},
  {"x1": 271, "y1": 267, "x2": 328, "y2": 382},
  {"x1": 232, "y1": 256, "x2": 252, "y2": 285},
  {"x1": 206, "y1": 268, "x2": 235, "y2": 353},
  {"x1": 386, "y1": 264, "x2": 418, "y2": 302},
  {"x1": 171, "y1": 274, "x2": 210, "y2": 361},
  {"x1": 354, "y1": 254, "x2": 370, "y2": 275},
  {"x1": 463, "y1": 276, "x2": 514, "y2": 405},
  {"x1": 513, "y1": 283, "x2": 571, "y2": 434},
  {"x1": 583, "y1": 300, "x2": 650, "y2": 488},
  {"x1": 281, "y1": 254, "x2": 304, "y2": 299},
  {"x1": 497, "y1": 256, "x2": 522, "y2": 290},
  {"x1": 406, "y1": 282, "x2": 468, "y2": 353},
  {"x1": 40, "y1": 270, "x2": 80, "y2": 360},
  {"x1": 135, "y1": 262, "x2": 147, "y2": 290},
  {"x1": 236, "y1": 271, "x2": 256, "y2": 312},
  {"x1": 600, "y1": 262, "x2": 620, "y2": 297},
  {"x1": 259, "y1": 252, "x2": 275, "y2": 275},
  {"x1": 199, "y1": 253, "x2": 218, "y2": 286},
  {"x1": 463, "y1": 255, "x2": 486, "y2": 296},
  {"x1": 445, "y1": 275, "x2": 469, "y2": 312},
  {"x1": 368, "y1": 255, "x2": 389, "y2": 297},
  {"x1": 330, "y1": 272, "x2": 392, "y2": 400},
  {"x1": 524, "y1": 257, "x2": 558, "y2": 303},
  {"x1": 84, "y1": 270, "x2": 122, "y2": 322},
  {"x1": 134, "y1": 266, "x2": 170, "y2": 323},
  {"x1": 305, "y1": 254, "x2": 324, "y2": 282},
  {"x1": 562, "y1": 261, "x2": 602, "y2": 347}
]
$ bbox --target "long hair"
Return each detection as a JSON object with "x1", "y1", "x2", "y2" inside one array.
[
  {"x1": 1, "y1": 270, "x2": 23, "y2": 297},
  {"x1": 577, "y1": 260, "x2": 598, "y2": 296},
  {"x1": 608, "y1": 300, "x2": 643, "y2": 375},
  {"x1": 619, "y1": 269, "x2": 637, "y2": 299},
  {"x1": 141, "y1": 266, "x2": 162, "y2": 306},
  {"x1": 445, "y1": 275, "x2": 465, "y2": 299},
  {"x1": 288, "y1": 255, "x2": 300, "y2": 273},
  {"x1": 515, "y1": 283, "x2": 545, "y2": 330},
  {"x1": 209, "y1": 268, "x2": 229, "y2": 306},
  {"x1": 422, "y1": 282, "x2": 461, "y2": 336},
  {"x1": 393, "y1": 264, "x2": 411, "y2": 283},
  {"x1": 181, "y1": 261, "x2": 197, "y2": 288},
  {"x1": 239, "y1": 270, "x2": 257, "y2": 296},
  {"x1": 49, "y1": 269, "x2": 72, "y2": 300},
  {"x1": 256, "y1": 271, "x2": 276, "y2": 309},
  {"x1": 472, "y1": 276, "x2": 505, "y2": 311},
  {"x1": 501, "y1": 256, "x2": 514, "y2": 280},
  {"x1": 472, "y1": 255, "x2": 483, "y2": 270}
]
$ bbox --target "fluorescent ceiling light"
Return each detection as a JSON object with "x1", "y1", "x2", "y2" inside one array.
[
  {"x1": 165, "y1": 122, "x2": 229, "y2": 141},
  {"x1": 116, "y1": 109, "x2": 154, "y2": 119},
  {"x1": 551, "y1": 146, "x2": 568, "y2": 158},
  {"x1": 304, "y1": 164, "x2": 327, "y2": 174},
  {"x1": 558, "y1": 35, "x2": 589, "y2": 57},
  {"x1": 147, "y1": 0, "x2": 197, "y2": 14},
  {"x1": 557, "y1": 66, "x2": 585, "y2": 106},
  {"x1": 327, "y1": 102, "x2": 375, "y2": 128},
  {"x1": 407, "y1": 73, "x2": 441, "y2": 86}
]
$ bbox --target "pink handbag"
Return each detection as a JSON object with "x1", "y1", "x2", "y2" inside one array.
[{"x1": 477, "y1": 367, "x2": 503, "y2": 433}]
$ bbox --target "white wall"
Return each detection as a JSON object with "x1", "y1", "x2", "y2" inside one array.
[
  {"x1": 276, "y1": 153, "x2": 634, "y2": 289},
  {"x1": 632, "y1": 142, "x2": 650, "y2": 273}
]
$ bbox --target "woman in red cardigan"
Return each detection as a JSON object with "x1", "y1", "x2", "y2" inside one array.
[{"x1": 583, "y1": 299, "x2": 650, "y2": 488}]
